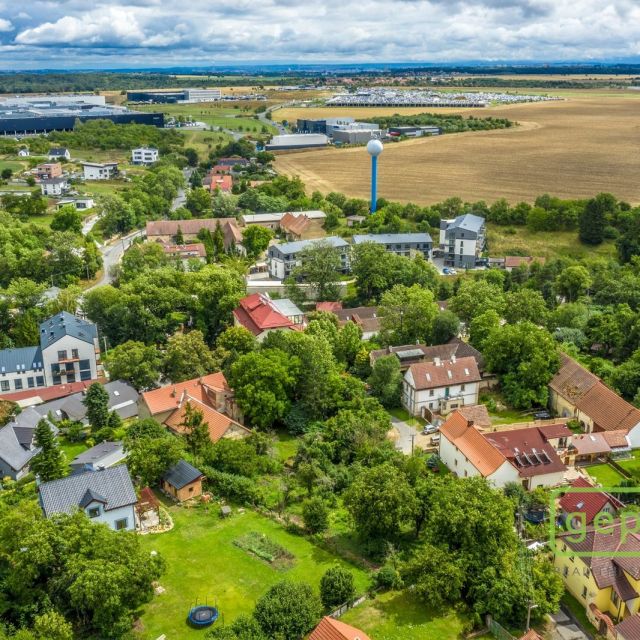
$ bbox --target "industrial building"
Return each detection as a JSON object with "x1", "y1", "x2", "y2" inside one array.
[
  {"x1": 126, "y1": 88, "x2": 222, "y2": 103},
  {"x1": 388, "y1": 126, "x2": 441, "y2": 137},
  {"x1": 265, "y1": 133, "x2": 329, "y2": 151},
  {"x1": 0, "y1": 95, "x2": 163, "y2": 135},
  {"x1": 352, "y1": 233, "x2": 433, "y2": 259},
  {"x1": 297, "y1": 117, "x2": 381, "y2": 144}
]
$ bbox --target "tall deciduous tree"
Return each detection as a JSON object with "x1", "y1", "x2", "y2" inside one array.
[
  {"x1": 31, "y1": 420, "x2": 65, "y2": 481},
  {"x1": 242, "y1": 225, "x2": 273, "y2": 260},
  {"x1": 291, "y1": 240, "x2": 343, "y2": 302},
  {"x1": 378, "y1": 284, "x2": 439, "y2": 345},
  {"x1": 83, "y1": 383, "x2": 110, "y2": 432},
  {"x1": 162, "y1": 330, "x2": 216, "y2": 383},
  {"x1": 368, "y1": 355, "x2": 403, "y2": 408},
  {"x1": 579, "y1": 192, "x2": 616, "y2": 245},
  {"x1": 103, "y1": 340, "x2": 162, "y2": 390}
]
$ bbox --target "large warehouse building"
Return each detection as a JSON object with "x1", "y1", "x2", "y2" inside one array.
[
  {"x1": 0, "y1": 96, "x2": 163, "y2": 135},
  {"x1": 265, "y1": 133, "x2": 329, "y2": 151},
  {"x1": 127, "y1": 88, "x2": 222, "y2": 103}
]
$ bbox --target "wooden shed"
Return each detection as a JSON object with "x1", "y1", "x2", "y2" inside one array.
[{"x1": 161, "y1": 460, "x2": 204, "y2": 502}]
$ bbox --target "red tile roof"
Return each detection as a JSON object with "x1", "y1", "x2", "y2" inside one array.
[
  {"x1": 571, "y1": 432, "x2": 612, "y2": 456},
  {"x1": 204, "y1": 174, "x2": 233, "y2": 193},
  {"x1": 537, "y1": 423, "x2": 572, "y2": 440},
  {"x1": 559, "y1": 477, "x2": 625, "y2": 525},
  {"x1": 232, "y1": 293, "x2": 296, "y2": 336},
  {"x1": 615, "y1": 614, "x2": 640, "y2": 640},
  {"x1": 280, "y1": 212, "x2": 311, "y2": 237},
  {"x1": 1, "y1": 380, "x2": 96, "y2": 404},
  {"x1": 457, "y1": 404, "x2": 492, "y2": 429},
  {"x1": 483, "y1": 426, "x2": 567, "y2": 478},
  {"x1": 407, "y1": 356, "x2": 481, "y2": 391},
  {"x1": 316, "y1": 301, "x2": 343, "y2": 312},
  {"x1": 518, "y1": 631, "x2": 543, "y2": 640},
  {"x1": 309, "y1": 616, "x2": 371, "y2": 640},
  {"x1": 603, "y1": 429, "x2": 630, "y2": 449},
  {"x1": 141, "y1": 372, "x2": 230, "y2": 416},
  {"x1": 146, "y1": 218, "x2": 239, "y2": 239},
  {"x1": 440, "y1": 411, "x2": 507, "y2": 477},
  {"x1": 505, "y1": 256, "x2": 546, "y2": 269},
  {"x1": 162, "y1": 243, "x2": 206, "y2": 258}
]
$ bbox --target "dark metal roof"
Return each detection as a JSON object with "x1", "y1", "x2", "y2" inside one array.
[
  {"x1": 352, "y1": 232, "x2": 433, "y2": 245},
  {"x1": 39, "y1": 465, "x2": 136, "y2": 517},
  {"x1": 39, "y1": 312, "x2": 97, "y2": 350},
  {"x1": 162, "y1": 459, "x2": 203, "y2": 490},
  {"x1": 0, "y1": 345, "x2": 42, "y2": 374},
  {"x1": 71, "y1": 441, "x2": 124, "y2": 466}
]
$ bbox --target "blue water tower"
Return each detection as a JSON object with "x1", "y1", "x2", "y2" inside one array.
[{"x1": 367, "y1": 139, "x2": 383, "y2": 213}]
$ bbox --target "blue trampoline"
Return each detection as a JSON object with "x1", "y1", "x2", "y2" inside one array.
[{"x1": 187, "y1": 605, "x2": 219, "y2": 628}]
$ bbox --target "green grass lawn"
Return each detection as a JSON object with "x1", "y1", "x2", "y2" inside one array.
[
  {"x1": 0, "y1": 160, "x2": 27, "y2": 173},
  {"x1": 273, "y1": 431, "x2": 298, "y2": 462},
  {"x1": 58, "y1": 437, "x2": 89, "y2": 468},
  {"x1": 136, "y1": 504, "x2": 371, "y2": 640},
  {"x1": 586, "y1": 463, "x2": 625, "y2": 488},
  {"x1": 387, "y1": 407, "x2": 426, "y2": 429},
  {"x1": 561, "y1": 592, "x2": 597, "y2": 635},
  {"x1": 479, "y1": 391, "x2": 531, "y2": 425},
  {"x1": 617, "y1": 450, "x2": 640, "y2": 478},
  {"x1": 341, "y1": 590, "x2": 487, "y2": 640}
]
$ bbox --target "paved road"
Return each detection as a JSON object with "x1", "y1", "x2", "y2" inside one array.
[
  {"x1": 81, "y1": 214, "x2": 99, "y2": 236},
  {"x1": 390, "y1": 415, "x2": 419, "y2": 455},
  {"x1": 86, "y1": 229, "x2": 145, "y2": 291}
]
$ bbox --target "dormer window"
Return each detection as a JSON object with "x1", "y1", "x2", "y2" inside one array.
[{"x1": 87, "y1": 506, "x2": 100, "y2": 518}]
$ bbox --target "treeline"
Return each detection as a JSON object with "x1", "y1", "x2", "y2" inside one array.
[
  {"x1": 428, "y1": 78, "x2": 633, "y2": 89},
  {"x1": 369, "y1": 112, "x2": 514, "y2": 133},
  {"x1": 48, "y1": 119, "x2": 184, "y2": 152}
]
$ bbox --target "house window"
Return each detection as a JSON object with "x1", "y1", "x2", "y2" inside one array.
[
  {"x1": 14, "y1": 379, "x2": 22, "y2": 390},
  {"x1": 464, "y1": 470, "x2": 468, "y2": 477},
  {"x1": 57, "y1": 350, "x2": 68, "y2": 361},
  {"x1": 87, "y1": 507, "x2": 100, "y2": 518},
  {"x1": 429, "y1": 390, "x2": 434, "y2": 397},
  {"x1": 585, "y1": 568, "x2": 590, "y2": 579},
  {"x1": 189, "y1": 486, "x2": 194, "y2": 493},
  {"x1": 114, "y1": 518, "x2": 128, "y2": 531},
  {"x1": 36, "y1": 376, "x2": 44, "y2": 387},
  {"x1": 429, "y1": 403, "x2": 433, "y2": 409},
  {"x1": 460, "y1": 384, "x2": 466, "y2": 392},
  {"x1": 612, "y1": 591, "x2": 620, "y2": 606},
  {"x1": 0, "y1": 380, "x2": 9, "y2": 391},
  {"x1": 581, "y1": 586, "x2": 587, "y2": 599},
  {"x1": 563, "y1": 566, "x2": 568, "y2": 578},
  {"x1": 569, "y1": 556, "x2": 575, "y2": 563},
  {"x1": 71, "y1": 349, "x2": 79, "y2": 359},
  {"x1": 27, "y1": 377, "x2": 34, "y2": 388},
  {"x1": 454, "y1": 459, "x2": 458, "y2": 466}
]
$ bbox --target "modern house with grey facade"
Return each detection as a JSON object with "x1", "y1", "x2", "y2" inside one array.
[
  {"x1": 352, "y1": 233, "x2": 433, "y2": 259},
  {"x1": 267, "y1": 236, "x2": 350, "y2": 280},
  {"x1": 0, "y1": 312, "x2": 100, "y2": 396},
  {"x1": 39, "y1": 465, "x2": 137, "y2": 531},
  {"x1": 438, "y1": 213, "x2": 486, "y2": 268}
]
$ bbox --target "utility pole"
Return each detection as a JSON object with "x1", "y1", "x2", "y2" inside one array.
[
  {"x1": 410, "y1": 433, "x2": 416, "y2": 455},
  {"x1": 525, "y1": 601, "x2": 538, "y2": 630}
]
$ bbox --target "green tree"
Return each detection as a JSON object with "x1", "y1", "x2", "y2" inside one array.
[
  {"x1": 484, "y1": 322, "x2": 560, "y2": 409},
  {"x1": 32, "y1": 611, "x2": 73, "y2": 640},
  {"x1": 449, "y1": 279, "x2": 506, "y2": 323},
  {"x1": 503, "y1": 289, "x2": 549, "y2": 324},
  {"x1": 82, "y1": 383, "x2": 110, "y2": 432},
  {"x1": 579, "y1": 193, "x2": 616, "y2": 245},
  {"x1": 432, "y1": 310, "x2": 460, "y2": 344},
  {"x1": 50, "y1": 206, "x2": 83, "y2": 234},
  {"x1": 291, "y1": 240, "x2": 343, "y2": 302},
  {"x1": 31, "y1": 420, "x2": 65, "y2": 481},
  {"x1": 253, "y1": 580, "x2": 322, "y2": 640},
  {"x1": 320, "y1": 566, "x2": 356, "y2": 610},
  {"x1": 103, "y1": 340, "x2": 162, "y2": 390},
  {"x1": 186, "y1": 187, "x2": 212, "y2": 216},
  {"x1": 301, "y1": 497, "x2": 329, "y2": 534},
  {"x1": 124, "y1": 428, "x2": 184, "y2": 486},
  {"x1": 242, "y1": 225, "x2": 273, "y2": 260},
  {"x1": 180, "y1": 403, "x2": 210, "y2": 455},
  {"x1": 163, "y1": 330, "x2": 216, "y2": 383},
  {"x1": 378, "y1": 284, "x2": 439, "y2": 344},
  {"x1": 207, "y1": 615, "x2": 266, "y2": 640},
  {"x1": 344, "y1": 463, "x2": 415, "y2": 541},
  {"x1": 368, "y1": 355, "x2": 403, "y2": 408},
  {"x1": 229, "y1": 349, "x2": 300, "y2": 429},
  {"x1": 555, "y1": 265, "x2": 592, "y2": 302}
]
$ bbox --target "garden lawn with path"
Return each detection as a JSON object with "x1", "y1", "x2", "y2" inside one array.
[
  {"x1": 341, "y1": 590, "x2": 491, "y2": 640},
  {"x1": 586, "y1": 463, "x2": 626, "y2": 488},
  {"x1": 136, "y1": 501, "x2": 370, "y2": 639},
  {"x1": 617, "y1": 450, "x2": 640, "y2": 478}
]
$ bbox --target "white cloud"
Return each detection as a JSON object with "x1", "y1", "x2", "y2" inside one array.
[
  {"x1": 3, "y1": 0, "x2": 640, "y2": 66},
  {"x1": 0, "y1": 18, "x2": 13, "y2": 31}
]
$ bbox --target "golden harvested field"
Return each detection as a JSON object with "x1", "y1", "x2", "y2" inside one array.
[{"x1": 274, "y1": 91, "x2": 640, "y2": 205}]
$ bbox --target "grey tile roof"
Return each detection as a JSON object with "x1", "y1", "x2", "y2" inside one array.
[
  {"x1": 39, "y1": 312, "x2": 97, "y2": 350},
  {"x1": 0, "y1": 345, "x2": 42, "y2": 374},
  {"x1": 56, "y1": 380, "x2": 139, "y2": 423},
  {"x1": 352, "y1": 232, "x2": 433, "y2": 245},
  {"x1": 49, "y1": 148, "x2": 68, "y2": 155},
  {"x1": 162, "y1": 459, "x2": 203, "y2": 490},
  {"x1": 272, "y1": 236, "x2": 348, "y2": 255},
  {"x1": 39, "y1": 465, "x2": 137, "y2": 517},
  {"x1": 0, "y1": 412, "x2": 57, "y2": 472},
  {"x1": 71, "y1": 441, "x2": 124, "y2": 466},
  {"x1": 447, "y1": 213, "x2": 485, "y2": 233}
]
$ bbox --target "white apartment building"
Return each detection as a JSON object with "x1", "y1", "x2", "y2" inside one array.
[
  {"x1": 439, "y1": 213, "x2": 486, "y2": 269},
  {"x1": 402, "y1": 356, "x2": 481, "y2": 419},
  {"x1": 82, "y1": 161, "x2": 119, "y2": 180},
  {"x1": 40, "y1": 177, "x2": 69, "y2": 196},
  {"x1": 266, "y1": 236, "x2": 350, "y2": 280},
  {"x1": 131, "y1": 147, "x2": 159, "y2": 165}
]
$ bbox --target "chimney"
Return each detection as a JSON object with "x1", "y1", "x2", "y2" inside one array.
[
  {"x1": 170, "y1": 387, "x2": 177, "y2": 398},
  {"x1": 178, "y1": 389, "x2": 188, "y2": 408},
  {"x1": 467, "y1": 420, "x2": 474, "y2": 428}
]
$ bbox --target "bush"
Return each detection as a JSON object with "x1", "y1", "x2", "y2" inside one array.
[
  {"x1": 203, "y1": 467, "x2": 263, "y2": 505},
  {"x1": 320, "y1": 565, "x2": 356, "y2": 610},
  {"x1": 375, "y1": 565, "x2": 403, "y2": 590},
  {"x1": 302, "y1": 497, "x2": 329, "y2": 535}
]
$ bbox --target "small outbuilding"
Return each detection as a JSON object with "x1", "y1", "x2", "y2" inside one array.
[{"x1": 161, "y1": 460, "x2": 204, "y2": 502}]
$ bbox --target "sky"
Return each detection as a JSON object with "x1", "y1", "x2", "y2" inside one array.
[{"x1": 0, "y1": 0, "x2": 639, "y2": 70}]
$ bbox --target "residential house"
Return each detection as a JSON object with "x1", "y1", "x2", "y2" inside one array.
[
  {"x1": 18, "y1": 148, "x2": 29, "y2": 157},
  {"x1": 35, "y1": 162, "x2": 62, "y2": 180},
  {"x1": 70, "y1": 441, "x2": 126, "y2": 474},
  {"x1": 346, "y1": 215, "x2": 366, "y2": 227},
  {"x1": 139, "y1": 372, "x2": 249, "y2": 444},
  {"x1": 559, "y1": 477, "x2": 625, "y2": 529},
  {"x1": 615, "y1": 614, "x2": 640, "y2": 640},
  {"x1": 267, "y1": 236, "x2": 350, "y2": 280},
  {"x1": 603, "y1": 430, "x2": 632, "y2": 458},
  {"x1": 203, "y1": 173, "x2": 233, "y2": 193},
  {"x1": 38, "y1": 466, "x2": 137, "y2": 531},
  {"x1": 402, "y1": 356, "x2": 481, "y2": 418},
  {"x1": 438, "y1": 213, "x2": 486, "y2": 268},
  {"x1": 40, "y1": 177, "x2": 69, "y2": 196},
  {"x1": 456, "y1": 403, "x2": 492, "y2": 429},
  {"x1": 146, "y1": 218, "x2": 242, "y2": 252},
  {"x1": 216, "y1": 157, "x2": 250, "y2": 169},
  {"x1": 555, "y1": 518, "x2": 640, "y2": 627},
  {"x1": 161, "y1": 243, "x2": 207, "y2": 265},
  {"x1": 240, "y1": 210, "x2": 326, "y2": 231},
  {"x1": 0, "y1": 312, "x2": 101, "y2": 395},
  {"x1": 352, "y1": 232, "x2": 433, "y2": 260},
  {"x1": 56, "y1": 197, "x2": 95, "y2": 210},
  {"x1": 334, "y1": 306, "x2": 381, "y2": 340},
  {"x1": 131, "y1": 147, "x2": 159, "y2": 165},
  {"x1": 48, "y1": 148, "x2": 70, "y2": 161},
  {"x1": 504, "y1": 256, "x2": 546, "y2": 272},
  {"x1": 279, "y1": 212, "x2": 312, "y2": 240},
  {"x1": 161, "y1": 460, "x2": 204, "y2": 502},
  {"x1": 439, "y1": 411, "x2": 568, "y2": 489},
  {"x1": 571, "y1": 432, "x2": 612, "y2": 463},
  {"x1": 309, "y1": 616, "x2": 371, "y2": 640},
  {"x1": 0, "y1": 409, "x2": 56, "y2": 480},
  {"x1": 549, "y1": 355, "x2": 640, "y2": 437},
  {"x1": 82, "y1": 161, "x2": 118, "y2": 180},
  {"x1": 233, "y1": 293, "x2": 303, "y2": 341}
]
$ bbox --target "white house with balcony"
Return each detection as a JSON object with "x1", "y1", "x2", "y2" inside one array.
[
  {"x1": 82, "y1": 161, "x2": 118, "y2": 180},
  {"x1": 38, "y1": 465, "x2": 137, "y2": 531},
  {"x1": 131, "y1": 147, "x2": 159, "y2": 165},
  {"x1": 402, "y1": 355, "x2": 481, "y2": 419}
]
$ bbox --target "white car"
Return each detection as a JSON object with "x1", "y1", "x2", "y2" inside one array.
[{"x1": 422, "y1": 424, "x2": 439, "y2": 435}]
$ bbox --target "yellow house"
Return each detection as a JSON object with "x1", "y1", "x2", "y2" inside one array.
[{"x1": 555, "y1": 521, "x2": 640, "y2": 636}]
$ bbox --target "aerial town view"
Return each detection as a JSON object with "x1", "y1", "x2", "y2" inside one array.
[{"x1": 0, "y1": 2, "x2": 640, "y2": 640}]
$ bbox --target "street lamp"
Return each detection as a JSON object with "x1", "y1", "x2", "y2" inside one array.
[{"x1": 366, "y1": 139, "x2": 383, "y2": 214}]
